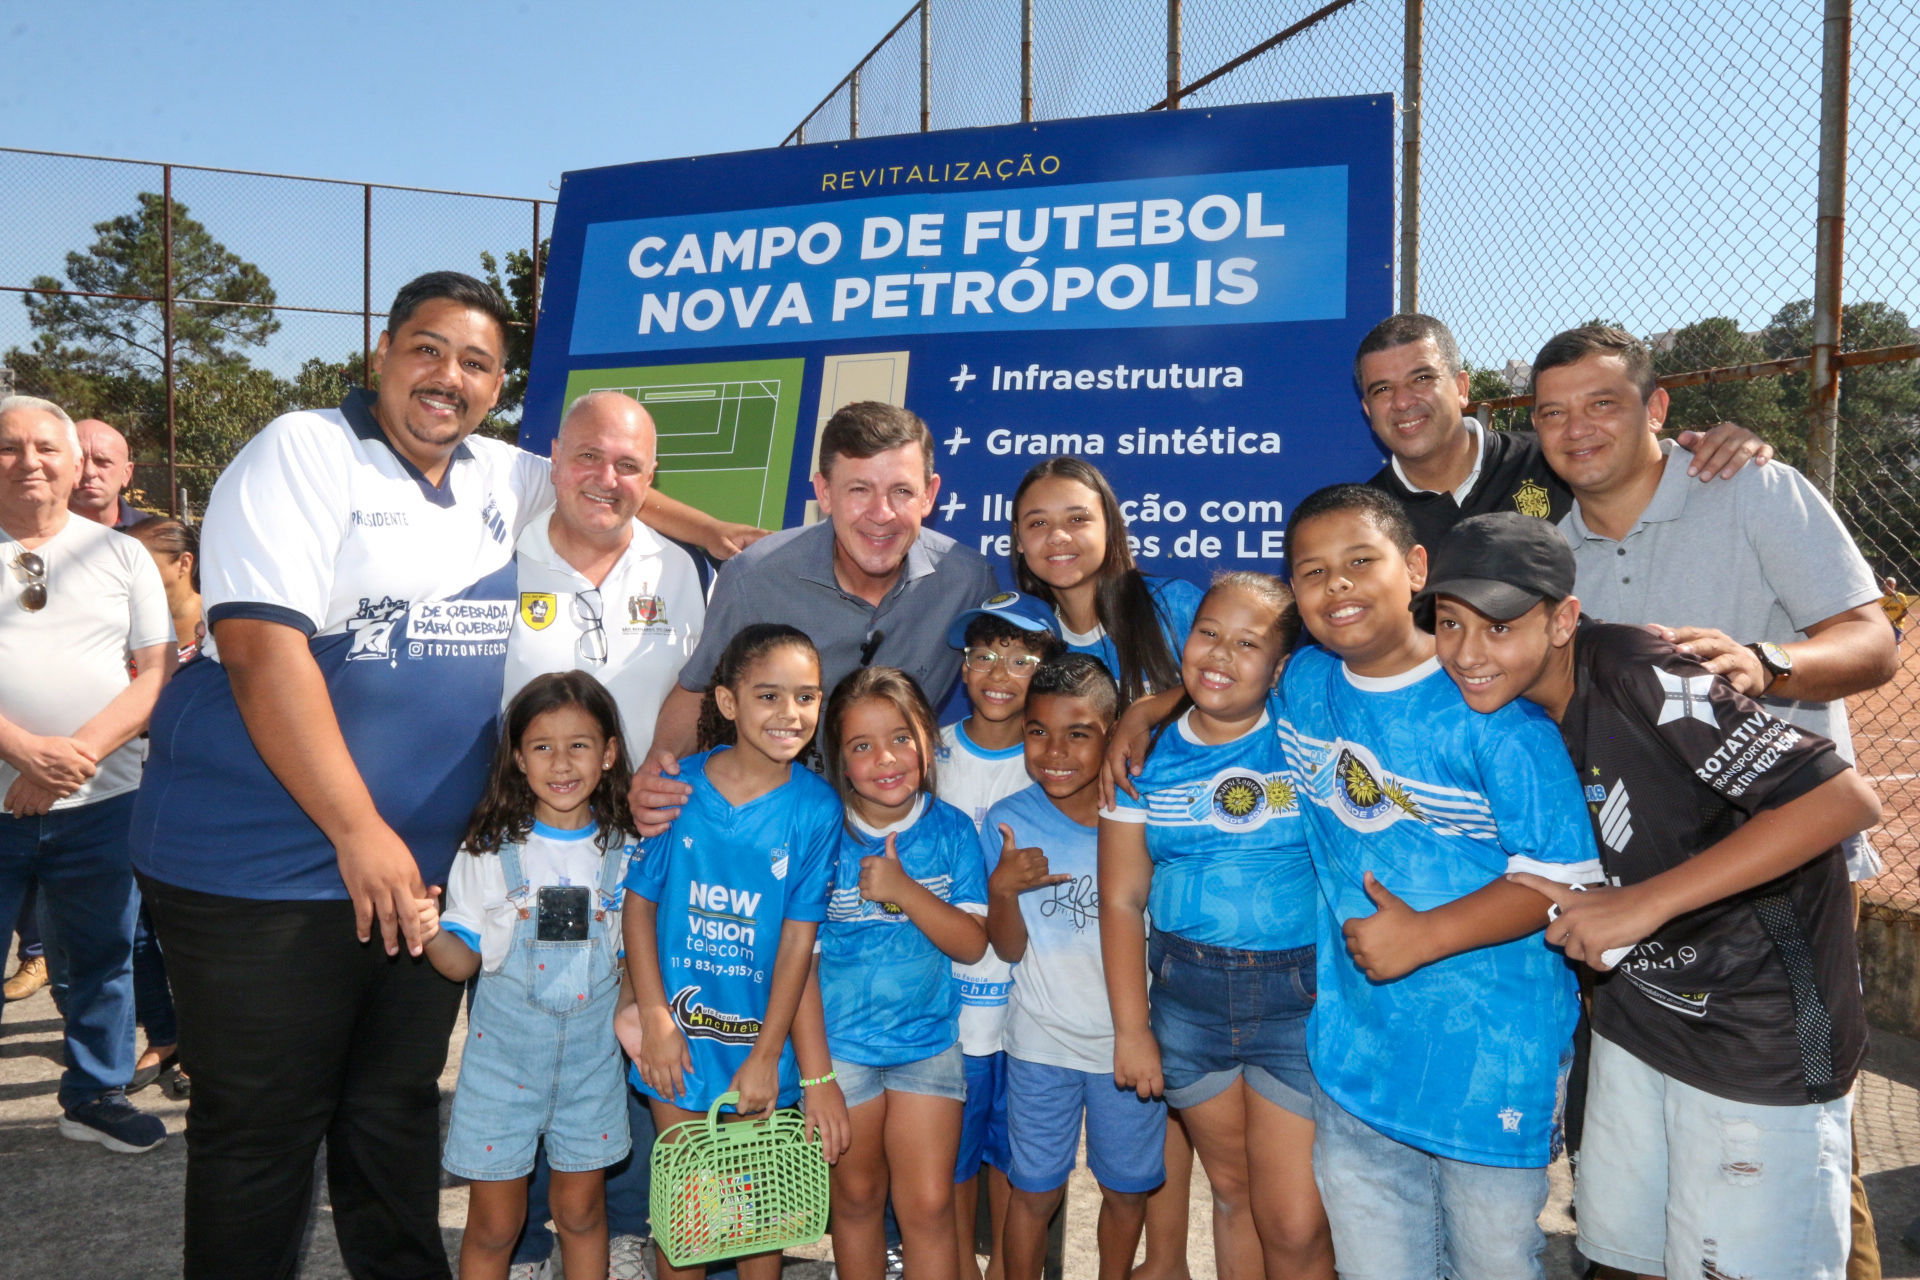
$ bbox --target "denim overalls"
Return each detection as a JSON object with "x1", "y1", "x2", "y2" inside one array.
[{"x1": 441, "y1": 838, "x2": 632, "y2": 1180}]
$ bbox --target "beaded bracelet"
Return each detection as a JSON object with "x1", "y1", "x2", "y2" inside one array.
[{"x1": 798, "y1": 1071, "x2": 838, "y2": 1088}]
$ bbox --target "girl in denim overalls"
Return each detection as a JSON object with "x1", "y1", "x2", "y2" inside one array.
[{"x1": 417, "y1": 671, "x2": 639, "y2": 1280}]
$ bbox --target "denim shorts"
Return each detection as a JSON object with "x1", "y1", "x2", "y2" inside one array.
[
  {"x1": 835, "y1": 1044, "x2": 968, "y2": 1109},
  {"x1": 956, "y1": 1050, "x2": 1010, "y2": 1180},
  {"x1": 1576, "y1": 1032, "x2": 1853, "y2": 1279},
  {"x1": 1147, "y1": 929, "x2": 1315, "y2": 1115}
]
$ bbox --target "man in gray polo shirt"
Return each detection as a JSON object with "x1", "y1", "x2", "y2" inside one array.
[
  {"x1": 1529, "y1": 322, "x2": 1899, "y2": 1277},
  {"x1": 631, "y1": 401, "x2": 997, "y2": 822},
  {"x1": 1531, "y1": 326, "x2": 1895, "y2": 804}
]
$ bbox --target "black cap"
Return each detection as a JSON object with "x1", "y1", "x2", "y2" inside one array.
[{"x1": 1410, "y1": 512, "x2": 1575, "y2": 632}]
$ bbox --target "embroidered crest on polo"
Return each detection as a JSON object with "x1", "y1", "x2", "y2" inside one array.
[
  {"x1": 1170, "y1": 765, "x2": 1297, "y2": 832},
  {"x1": 520, "y1": 592, "x2": 557, "y2": 630},
  {"x1": 626, "y1": 593, "x2": 668, "y2": 626},
  {"x1": 1654, "y1": 667, "x2": 1717, "y2": 726},
  {"x1": 1512, "y1": 478, "x2": 1552, "y2": 519}
]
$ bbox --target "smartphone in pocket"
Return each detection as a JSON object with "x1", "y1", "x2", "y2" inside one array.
[{"x1": 537, "y1": 886, "x2": 591, "y2": 942}]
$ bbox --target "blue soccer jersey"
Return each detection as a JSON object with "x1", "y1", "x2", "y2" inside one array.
[
  {"x1": 1106, "y1": 707, "x2": 1315, "y2": 952},
  {"x1": 1060, "y1": 574, "x2": 1202, "y2": 694},
  {"x1": 1279, "y1": 646, "x2": 1601, "y2": 1167},
  {"x1": 624, "y1": 748, "x2": 840, "y2": 1112},
  {"x1": 819, "y1": 794, "x2": 990, "y2": 1067}
]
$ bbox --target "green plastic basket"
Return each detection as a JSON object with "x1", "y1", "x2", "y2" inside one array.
[{"x1": 649, "y1": 1091, "x2": 831, "y2": 1268}]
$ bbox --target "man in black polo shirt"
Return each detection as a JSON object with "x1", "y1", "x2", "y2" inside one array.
[
  {"x1": 1413, "y1": 512, "x2": 1880, "y2": 1280},
  {"x1": 1356, "y1": 313, "x2": 1772, "y2": 549}
]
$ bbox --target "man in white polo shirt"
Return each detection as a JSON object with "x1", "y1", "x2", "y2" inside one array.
[
  {"x1": 499, "y1": 389, "x2": 701, "y2": 1280},
  {"x1": 505, "y1": 390, "x2": 703, "y2": 748},
  {"x1": 0, "y1": 395, "x2": 174, "y2": 1154}
]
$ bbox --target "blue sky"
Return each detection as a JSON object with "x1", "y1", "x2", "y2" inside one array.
[{"x1": 0, "y1": 1, "x2": 912, "y2": 196}]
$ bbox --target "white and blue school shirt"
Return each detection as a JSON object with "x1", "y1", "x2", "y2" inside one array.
[
  {"x1": 1104, "y1": 707, "x2": 1315, "y2": 952},
  {"x1": 1057, "y1": 574, "x2": 1203, "y2": 690},
  {"x1": 1280, "y1": 646, "x2": 1601, "y2": 1168},
  {"x1": 819, "y1": 794, "x2": 989, "y2": 1067},
  {"x1": 936, "y1": 719, "x2": 1032, "y2": 1057},
  {"x1": 982, "y1": 784, "x2": 1112, "y2": 1075},
  {"x1": 442, "y1": 822, "x2": 634, "y2": 972},
  {"x1": 624, "y1": 748, "x2": 840, "y2": 1111},
  {"x1": 130, "y1": 390, "x2": 550, "y2": 898}
]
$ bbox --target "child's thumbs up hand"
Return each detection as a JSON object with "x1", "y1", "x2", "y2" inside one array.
[
  {"x1": 859, "y1": 832, "x2": 913, "y2": 907},
  {"x1": 989, "y1": 824, "x2": 1073, "y2": 897},
  {"x1": 1341, "y1": 870, "x2": 1435, "y2": 983}
]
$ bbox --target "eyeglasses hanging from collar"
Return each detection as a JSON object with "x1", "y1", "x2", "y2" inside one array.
[
  {"x1": 10, "y1": 551, "x2": 46, "y2": 613},
  {"x1": 572, "y1": 588, "x2": 608, "y2": 665}
]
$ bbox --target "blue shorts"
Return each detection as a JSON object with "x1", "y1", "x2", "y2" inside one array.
[
  {"x1": 1004, "y1": 1055, "x2": 1167, "y2": 1195},
  {"x1": 835, "y1": 1044, "x2": 968, "y2": 1109},
  {"x1": 1148, "y1": 929, "x2": 1314, "y2": 1116},
  {"x1": 956, "y1": 1051, "x2": 1010, "y2": 1181}
]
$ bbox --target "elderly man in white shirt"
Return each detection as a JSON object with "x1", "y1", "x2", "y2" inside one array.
[
  {"x1": 498, "y1": 389, "x2": 703, "y2": 1280},
  {"x1": 0, "y1": 395, "x2": 174, "y2": 1154}
]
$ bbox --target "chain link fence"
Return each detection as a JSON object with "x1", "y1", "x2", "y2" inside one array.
[
  {"x1": 788, "y1": 0, "x2": 1920, "y2": 910},
  {"x1": 0, "y1": 147, "x2": 549, "y2": 517}
]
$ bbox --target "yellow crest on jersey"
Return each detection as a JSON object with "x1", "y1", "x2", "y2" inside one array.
[
  {"x1": 519, "y1": 592, "x2": 557, "y2": 630},
  {"x1": 1513, "y1": 479, "x2": 1552, "y2": 520}
]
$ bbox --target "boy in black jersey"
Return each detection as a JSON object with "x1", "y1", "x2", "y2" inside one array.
[{"x1": 1413, "y1": 512, "x2": 1882, "y2": 1280}]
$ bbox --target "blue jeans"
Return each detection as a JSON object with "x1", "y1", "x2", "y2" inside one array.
[
  {"x1": 1311, "y1": 1078, "x2": 1547, "y2": 1280},
  {"x1": 14, "y1": 877, "x2": 41, "y2": 961},
  {"x1": 513, "y1": 1084, "x2": 657, "y2": 1263},
  {"x1": 0, "y1": 793, "x2": 139, "y2": 1108}
]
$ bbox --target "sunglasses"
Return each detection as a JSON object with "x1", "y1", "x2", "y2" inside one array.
[{"x1": 11, "y1": 551, "x2": 45, "y2": 612}]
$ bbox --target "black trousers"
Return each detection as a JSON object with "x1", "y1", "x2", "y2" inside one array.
[{"x1": 141, "y1": 875, "x2": 463, "y2": 1280}]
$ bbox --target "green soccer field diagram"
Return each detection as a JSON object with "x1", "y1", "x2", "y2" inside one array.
[{"x1": 562, "y1": 357, "x2": 806, "y2": 530}]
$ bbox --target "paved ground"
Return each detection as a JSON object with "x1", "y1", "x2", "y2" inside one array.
[{"x1": 7, "y1": 978, "x2": 1920, "y2": 1279}]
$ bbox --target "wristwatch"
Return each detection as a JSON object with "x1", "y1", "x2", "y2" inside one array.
[{"x1": 1745, "y1": 641, "x2": 1794, "y2": 692}]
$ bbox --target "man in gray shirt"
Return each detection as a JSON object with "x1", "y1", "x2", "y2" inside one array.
[
  {"x1": 632, "y1": 401, "x2": 998, "y2": 822},
  {"x1": 1531, "y1": 326, "x2": 1895, "y2": 800}
]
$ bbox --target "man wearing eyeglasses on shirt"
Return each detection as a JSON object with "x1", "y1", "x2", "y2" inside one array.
[
  {"x1": 503, "y1": 390, "x2": 704, "y2": 749},
  {"x1": 0, "y1": 395, "x2": 175, "y2": 1155}
]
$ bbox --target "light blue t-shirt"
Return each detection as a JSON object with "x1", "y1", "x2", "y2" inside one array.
[
  {"x1": 1060, "y1": 573, "x2": 1203, "y2": 693},
  {"x1": 981, "y1": 784, "x2": 1111, "y2": 1073},
  {"x1": 1107, "y1": 707, "x2": 1314, "y2": 951},
  {"x1": 820, "y1": 794, "x2": 990, "y2": 1067},
  {"x1": 1280, "y1": 646, "x2": 1601, "y2": 1168},
  {"x1": 624, "y1": 748, "x2": 840, "y2": 1111}
]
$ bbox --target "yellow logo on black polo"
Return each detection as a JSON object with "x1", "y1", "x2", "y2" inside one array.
[
  {"x1": 1513, "y1": 479, "x2": 1551, "y2": 519},
  {"x1": 519, "y1": 592, "x2": 557, "y2": 630}
]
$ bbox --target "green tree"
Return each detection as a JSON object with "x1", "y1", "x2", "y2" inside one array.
[
  {"x1": 478, "y1": 240, "x2": 548, "y2": 442},
  {"x1": 1654, "y1": 317, "x2": 1787, "y2": 443},
  {"x1": 23, "y1": 192, "x2": 279, "y2": 379}
]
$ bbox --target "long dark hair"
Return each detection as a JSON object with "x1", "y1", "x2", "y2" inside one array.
[
  {"x1": 1011, "y1": 457, "x2": 1181, "y2": 707},
  {"x1": 1145, "y1": 571, "x2": 1301, "y2": 764},
  {"x1": 822, "y1": 666, "x2": 940, "y2": 814},
  {"x1": 464, "y1": 671, "x2": 634, "y2": 855},
  {"x1": 696, "y1": 623, "x2": 822, "y2": 751}
]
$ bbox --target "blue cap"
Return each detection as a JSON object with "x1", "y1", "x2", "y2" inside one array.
[{"x1": 946, "y1": 590, "x2": 1062, "y2": 648}]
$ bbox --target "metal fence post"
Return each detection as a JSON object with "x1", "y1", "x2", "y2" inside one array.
[
  {"x1": 162, "y1": 163, "x2": 177, "y2": 516},
  {"x1": 363, "y1": 184, "x2": 374, "y2": 388},
  {"x1": 530, "y1": 200, "x2": 543, "y2": 346},
  {"x1": 1167, "y1": 0, "x2": 1182, "y2": 109},
  {"x1": 1020, "y1": 0, "x2": 1034, "y2": 123},
  {"x1": 1399, "y1": 0, "x2": 1423, "y2": 314},
  {"x1": 851, "y1": 65, "x2": 862, "y2": 139},
  {"x1": 1808, "y1": 0, "x2": 1850, "y2": 499},
  {"x1": 920, "y1": 0, "x2": 932, "y2": 132}
]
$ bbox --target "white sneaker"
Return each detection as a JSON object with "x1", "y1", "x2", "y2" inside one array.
[
  {"x1": 609, "y1": 1233, "x2": 654, "y2": 1280},
  {"x1": 507, "y1": 1258, "x2": 552, "y2": 1280}
]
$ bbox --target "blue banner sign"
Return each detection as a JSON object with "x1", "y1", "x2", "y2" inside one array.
[{"x1": 525, "y1": 97, "x2": 1394, "y2": 589}]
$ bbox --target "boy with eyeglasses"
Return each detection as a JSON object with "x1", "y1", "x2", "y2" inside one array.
[{"x1": 938, "y1": 591, "x2": 1066, "y2": 1280}]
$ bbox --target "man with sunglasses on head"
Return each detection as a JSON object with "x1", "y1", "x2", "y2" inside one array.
[{"x1": 0, "y1": 395, "x2": 175, "y2": 1154}]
